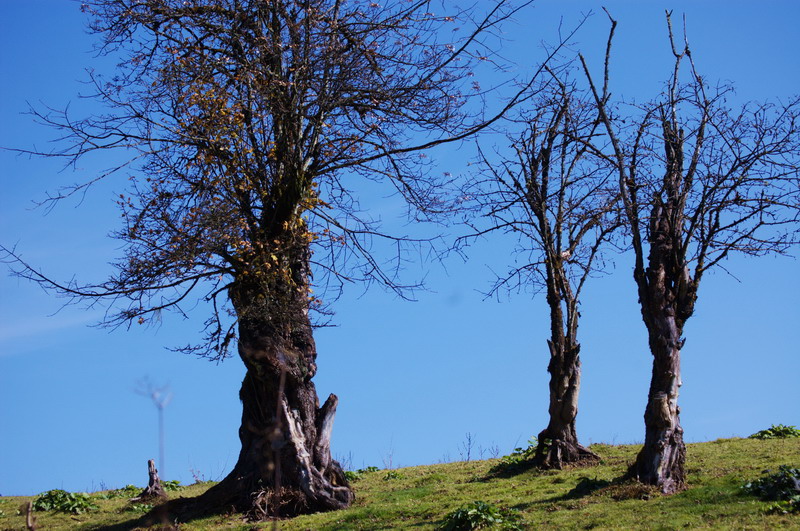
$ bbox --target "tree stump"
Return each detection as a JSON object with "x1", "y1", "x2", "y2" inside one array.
[{"x1": 132, "y1": 459, "x2": 167, "y2": 501}]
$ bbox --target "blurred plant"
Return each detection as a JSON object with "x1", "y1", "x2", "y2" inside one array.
[
  {"x1": 136, "y1": 378, "x2": 173, "y2": 478},
  {"x1": 162, "y1": 480, "x2": 182, "y2": 491},
  {"x1": 97, "y1": 485, "x2": 141, "y2": 500},
  {"x1": 459, "y1": 432, "x2": 477, "y2": 462},
  {"x1": 125, "y1": 503, "x2": 154, "y2": 513}
]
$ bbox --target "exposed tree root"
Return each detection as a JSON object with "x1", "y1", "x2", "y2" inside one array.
[{"x1": 533, "y1": 433, "x2": 600, "y2": 470}]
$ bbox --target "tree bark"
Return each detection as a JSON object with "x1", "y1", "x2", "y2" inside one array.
[
  {"x1": 629, "y1": 244, "x2": 689, "y2": 494},
  {"x1": 629, "y1": 121, "x2": 695, "y2": 494},
  {"x1": 198, "y1": 355, "x2": 353, "y2": 518},
  {"x1": 533, "y1": 262, "x2": 598, "y2": 469},
  {"x1": 133, "y1": 459, "x2": 167, "y2": 501},
  {"x1": 630, "y1": 307, "x2": 686, "y2": 494},
  {"x1": 533, "y1": 339, "x2": 599, "y2": 469},
  {"x1": 629, "y1": 239, "x2": 689, "y2": 493},
  {"x1": 160, "y1": 239, "x2": 353, "y2": 522}
]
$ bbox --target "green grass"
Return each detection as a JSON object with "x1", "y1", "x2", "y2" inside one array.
[{"x1": 1, "y1": 438, "x2": 798, "y2": 530}]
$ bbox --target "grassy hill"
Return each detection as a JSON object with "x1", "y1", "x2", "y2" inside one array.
[{"x1": 1, "y1": 437, "x2": 798, "y2": 529}]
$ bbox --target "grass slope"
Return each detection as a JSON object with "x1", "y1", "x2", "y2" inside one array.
[{"x1": 1, "y1": 437, "x2": 798, "y2": 530}]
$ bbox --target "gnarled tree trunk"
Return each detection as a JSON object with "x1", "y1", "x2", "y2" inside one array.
[
  {"x1": 630, "y1": 245, "x2": 690, "y2": 493},
  {"x1": 198, "y1": 329, "x2": 353, "y2": 518},
  {"x1": 629, "y1": 120, "x2": 696, "y2": 494},
  {"x1": 534, "y1": 339, "x2": 599, "y2": 469},
  {"x1": 161, "y1": 238, "x2": 353, "y2": 522},
  {"x1": 630, "y1": 305, "x2": 686, "y2": 494},
  {"x1": 533, "y1": 265, "x2": 599, "y2": 469}
]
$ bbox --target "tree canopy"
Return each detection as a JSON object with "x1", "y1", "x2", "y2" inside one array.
[
  {"x1": 7, "y1": 0, "x2": 562, "y2": 360},
  {"x1": 2, "y1": 0, "x2": 577, "y2": 520}
]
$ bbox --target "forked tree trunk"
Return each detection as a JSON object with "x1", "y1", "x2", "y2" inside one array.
[
  {"x1": 630, "y1": 237, "x2": 690, "y2": 494},
  {"x1": 533, "y1": 339, "x2": 599, "y2": 469},
  {"x1": 629, "y1": 122, "x2": 696, "y2": 493},
  {"x1": 159, "y1": 241, "x2": 353, "y2": 522}
]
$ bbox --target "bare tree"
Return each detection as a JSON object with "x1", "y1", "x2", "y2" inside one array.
[
  {"x1": 458, "y1": 71, "x2": 619, "y2": 469},
  {"x1": 581, "y1": 11, "x2": 800, "y2": 493},
  {"x1": 1, "y1": 0, "x2": 572, "y2": 520}
]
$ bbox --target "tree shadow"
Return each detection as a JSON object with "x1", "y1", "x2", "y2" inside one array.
[
  {"x1": 480, "y1": 459, "x2": 543, "y2": 481},
  {"x1": 87, "y1": 496, "x2": 220, "y2": 530},
  {"x1": 481, "y1": 455, "x2": 602, "y2": 482},
  {"x1": 82, "y1": 514, "x2": 153, "y2": 531},
  {"x1": 559, "y1": 476, "x2": 612, "y2": 500},
  {"x1": 508, "y1": 474, "x2": 660, "y2": 514}
]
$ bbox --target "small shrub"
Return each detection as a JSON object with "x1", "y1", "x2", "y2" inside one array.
[
  {"x1": 749, "y1": 424, "x2": 800, "y2": 439},
  {"x1": 439, "y1": 501, "x2": 523, "y2": 530},
  {"x1": 32, "y1": 489, "x2": 98, "y2": 514},
  {"x1": 384, "y1": 470, "x2": 403, "y2": 480},
  {"x1": 344, "y1": 470, "x2": 361, "y2": 481},
  {"x1": 742, "y1": 465, "x2": 800, "y2": 514},
  {"x1": 504, "y1": 437, "x2": 539, "y2": 463},
  {"x1": 162, "y1": 479, "x2": 182, "y2": 491},
  {"x1": 98, "y1": 484, "x2": 141, "y2": 499},
  {"x1": 344, "y1": 466, "x2": 380, "y2": 482}
]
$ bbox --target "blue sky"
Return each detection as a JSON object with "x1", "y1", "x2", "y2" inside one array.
[{"x1": 1, "y1": 1, "x2": 798, "y2": 496}]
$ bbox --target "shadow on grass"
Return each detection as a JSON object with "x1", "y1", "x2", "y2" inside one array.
[
  {"x1": 482, "y1": 455, "x2": 603, "y2": 481},
  {"x1": 310, "y1": 505, "x2": 434, "y2": 530},
  {"x1": 561, "y1": 476, "x2": 613, "y2": 500},
  {"x1": 83, "y1": 498, "x2": 186, "y2": 530},
  {"x1": 480, "y1": 459, "x2": 543, "y2": 480},
  {"x1": 82, "y1": 514, "x2": 152, "y2": 531},
  {"x1": 88, "y1": 499, "x2": 215, "y2": 530},
  {"x1": 507, "y1": 474, "x2": 661, "y2": 514}
]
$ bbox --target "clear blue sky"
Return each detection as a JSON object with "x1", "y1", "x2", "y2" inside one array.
[{"x1": 1, "y1": 1, "x2": 798, "y2": 496}]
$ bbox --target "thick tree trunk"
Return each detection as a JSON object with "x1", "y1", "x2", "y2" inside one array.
[
  {"x1": 630, "y1": 310, "x2": 686, "y2": 494},
  {"x1": 533, "y1": 339, "x2": 599, "y2": 469},
  {"x1": 203, "y1": 297, "x2": 351, "y2": 517},
  {"x1": 198, "y1": 364, "x2": 353, "y2": 518},
  {"x1": 533, "y1": 262, "x2": 597, "y2": 470},
  {"x1": 629, "y1": 248, "x2": 689, "y2": 494},
  {"x1": 159, "y1": 238, "x2": 353, "y2": 522},
  {"x1": 629, "y1": 129, "x2": 695, "y2": 493}
]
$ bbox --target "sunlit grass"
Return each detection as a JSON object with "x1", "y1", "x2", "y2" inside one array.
[{"x1": 1, "y1": 437, "x2": 797, "y2": 529}]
